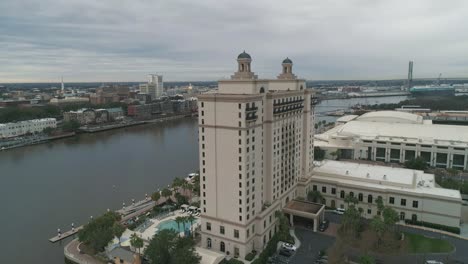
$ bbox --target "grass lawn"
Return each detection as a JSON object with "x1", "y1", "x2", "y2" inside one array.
[{"x1": 404, "y1": 232, "x2": 454, "y2": 253}]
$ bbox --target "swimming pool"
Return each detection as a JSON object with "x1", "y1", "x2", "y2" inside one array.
[{"x1": 157, "y1": 219, "x2": 192, "y2": 233}]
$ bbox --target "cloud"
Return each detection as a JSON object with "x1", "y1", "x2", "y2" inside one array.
[{"x1": 0, "y1": 0, "x2": 467, "y2": 82}]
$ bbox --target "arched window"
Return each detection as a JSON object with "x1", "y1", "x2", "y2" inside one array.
[
  {"x1": 220, "y1": 241, "x2": 225, "y2": 252},
  {"x1": 340, "y1": 190, "x2": 345, "y2": 199},
  {"x1": 349, "y1": 192, "x2": 354, "y2": 198},
  {"x1": 241, "y1": 64, "x2": 245, "y2": 71},
  {"x1": 358, "y1": 193, "x2": 363, "y2": 202},
  {"x1": 300, "y1": 85, "x2": 304, "y2": 90},
  {"x1": 260, "y1": 87, "x2": 265, "y2": 93},
  {"x1": 368, "y1": 195, "x2": 373, "y2": 203},
  {"x1": 207, "y1": 238, "x2": 212, "y2": 249}
]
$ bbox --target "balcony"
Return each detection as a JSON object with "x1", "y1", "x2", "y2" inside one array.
[
  {"x1": 311, "y1": 97, "x2": 320, "y2": 106},
  {"x1": 246, "y1": 114, "x2": 258, "y2": 121},
  {"x1": 246, "y1": 106, "x2": 258, "y2": 112}
]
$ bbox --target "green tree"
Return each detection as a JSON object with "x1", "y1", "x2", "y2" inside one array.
[
  {"x1": 174, "y1": 216, "x2": 184, "y2": 237},
  {"x1": 340, "y1": 204, "x2": 362, "y2": 238},
  {"x1": 130, "y1": 233, "x2": 144, "y2": 255},
  {"x1": 192, "y1": 175, "x2": 200, "y2": 197},
  {"x1": 359, "y1": 253, "x2": 375, "y2": 264},
  {"x1": 151, "y1": 191, "x2": 161, "y2": 203},
  {"x1": 78, "y1": 211, "x2": 121, "y2": 252},
  {"x1": 404, "y1": 157, "x2": 427, "y2": 170},
  {"x1": 382, "y1": 207, "x2": 399, "y2": 233},
  {"x1": 314, "y1": 147, "x2": 326, "y2": 161},
  {"x1": 172, "y1": 236, "x2": 201, "y2": 264},
  {"x1": 344, "y1": 194, "x2": 359, "y2": 207},
  {"x1": 275, "y1": 211, "x2": 292, "y2": 242},
  {"x1": 161, "y1": 188, "x2": 172, "y2": 202},
  {"x1": 144, "y1": 229, "x2": 200, "y2": 264},
  {"x1": 174, "y1": 192, "x2": 188, "y2": 206},
  {"x1": 62, "y1": 120, "x2": 81, "y2": 132},
  {"x1": 172, "y1": 177, "x2": 185, "y2": 192},
  {"x1": 42, "y1": 127, "x2": 55, "y2": 135},
  {"x1": 112, "y1": 222, "x2": 126, "y2": 246},
  {"x1": 376, "y1": 196, "x2": 385, "y2": 213},
  {"x1": 186, "y1": 214, "x2": 196, "y2": 237},
  {"x1": 307, "y1": 190, "x2": 323, "y2": 203},
  {"x1": 370, "y1": 215, "x2": 386, "y2": 247}
]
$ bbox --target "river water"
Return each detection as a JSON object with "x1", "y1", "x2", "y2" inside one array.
[{"x1": 0, "y1": 95, "x2": 407, "y2": 264}]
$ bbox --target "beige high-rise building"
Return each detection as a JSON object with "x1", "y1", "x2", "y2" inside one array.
[
  {"x1": 197, "y1": 52, "x2": 317, "y2": 258},
  {"x1": 140, "y1": 74, "x2": 163, "y2": 100}
]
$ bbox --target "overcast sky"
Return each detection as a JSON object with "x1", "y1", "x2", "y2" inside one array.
[{"x1": 1, "y1": 0, "x2": 467, "y2": 83}]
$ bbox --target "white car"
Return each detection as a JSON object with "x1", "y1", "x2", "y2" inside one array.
[
  {"x1": 425, "y1": 261, "x2": 444, "y2": 264},
  {"x1": 334, "y1": 208, "x2": 345, "y2": 215},
  {"x1": 281, "y1": 242, "x2": 297, "y2": 251}
]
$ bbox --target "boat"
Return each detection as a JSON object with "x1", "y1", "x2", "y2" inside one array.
[
  {"x1": 410, "y1": 85, "x2": 455, "y2": 96},
  {"x1": 185, "y1": 172, "x2": 198, "y2": 182}
]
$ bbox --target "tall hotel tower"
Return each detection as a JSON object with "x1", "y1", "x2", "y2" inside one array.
[{"x1": 197, "y1": 52, "x2": 316, "y2": 258}]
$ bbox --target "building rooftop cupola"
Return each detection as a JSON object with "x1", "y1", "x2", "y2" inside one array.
[
  {"x1": 231, "y1": 51, "x2": 258, "y2": 80},
  {"x1": 277, "y1": 57, "x2": 297, "y2": 80},
  {"x1": 237, "y1": 51, "x2": 252, "y2": 60},
  {"x1": 282, "y1": 57, "x2": 293, "y2": 64}
]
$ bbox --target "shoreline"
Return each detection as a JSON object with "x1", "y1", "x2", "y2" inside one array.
[{"x1": 0, "y1": 114, "x2": 196, "y2": 152}]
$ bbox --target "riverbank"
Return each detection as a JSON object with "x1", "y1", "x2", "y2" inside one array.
[
  {"x1": 0, "y1": 132, "x2": 75, "y2": 151},
  {"x1": 0, "y1": 114, "x2": 194, "y2": 151}
]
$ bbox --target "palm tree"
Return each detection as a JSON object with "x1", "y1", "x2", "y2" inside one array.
[
  {"x1": 180, "y1": 216, "x2": 188, "y2": 236},
  {"x1": 172, "y1": 177, "x2": 184, "y2": 193},
  {"x1": 186, "y1": 214, "x2": 196, "y2": 237},
  {"x1": 161, "y1": 188, "x2": 172, "y2": 203},
  {"x1": 130, "y1": 233, "x2": 144, "y2": 255},
  {"x1": 174, "y1": 216, "x2": 184, "y2": 237},
  {"x1": 307, "y1": 190, "x2": 323, "y2": 203},
  {"x1": 112, "y1": 222, "x2": 126, "y2": 246}
]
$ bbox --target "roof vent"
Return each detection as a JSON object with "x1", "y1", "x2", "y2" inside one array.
[
  {"x1": 346, "y1": 170, "x2": 349, "y2": 175},
  {"x1": 366, "y1": 173, "x2": 370, "y2": 178},
  {"x1": 383, "y1": 174, "x2": 387, "y2": 180}
]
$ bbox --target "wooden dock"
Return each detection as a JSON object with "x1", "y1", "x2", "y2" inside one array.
[
  {"x1": 49, "y1": 198, "x2": 153, "y2": 243},
  {"x1": 49, "y1": 226, "x2": 83, "y2": 243}
]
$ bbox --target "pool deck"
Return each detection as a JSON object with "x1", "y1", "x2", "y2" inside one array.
[{"x1": 108, "y1": 210, "x2": 201, "y2": 250}]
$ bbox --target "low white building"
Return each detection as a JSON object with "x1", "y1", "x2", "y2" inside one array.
[
  {"x1": 297, "y1": 160, "x2": 462, "y2": 228},
  {"x1": 0, "y1": 118, "x2": 57, "y2": 138},
  {"x1": 315, "y1": 111, "x2": 468, "y2": 170}
]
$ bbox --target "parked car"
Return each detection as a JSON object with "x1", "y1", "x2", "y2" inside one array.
[
  {"x1": 319, "y1": 219, "x2": 329, "y2": 232},
  {"x1": 425, "y1": 261, "x2": 444, "y2": 264},
  {"x1": 281, "y1": 242, "x2": 297, "y2": 251},
  {"x1": 334, "y1": 208, "x2": 345, "y2": 215},
  {"x1": 279, "y1": 248, "x2": 293, "y2": 257}
]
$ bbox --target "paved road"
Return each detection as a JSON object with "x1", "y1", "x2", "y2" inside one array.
[
  {"x1": 291, "y1": 212, "x2": 468, "y2": 264},
  {"x1": 290, "y1": 227, "x2": 335, "y2": 264}
]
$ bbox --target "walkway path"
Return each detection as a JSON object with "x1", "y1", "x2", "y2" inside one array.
[{"x1": 64, "y1": 238, "x2": 104, "y2": 264}]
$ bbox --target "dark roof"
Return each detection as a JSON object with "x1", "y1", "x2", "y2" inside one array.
[
  {"x1": 237, "y1": 51, "x2": 251, "y2": 59},
  {"x1": 283, "y1": 57, "x2": 293, "y2": 64}
]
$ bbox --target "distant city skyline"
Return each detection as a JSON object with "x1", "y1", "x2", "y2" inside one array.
[{"x1": 1, "y1": 0, "x2": 468, "y2": 82}]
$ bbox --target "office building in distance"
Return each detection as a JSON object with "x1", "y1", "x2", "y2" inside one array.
[{"x1": 140, "y1": 74, "x2": 163, "y2": 100}]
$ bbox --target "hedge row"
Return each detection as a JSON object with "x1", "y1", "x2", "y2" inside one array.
[
  {"x1": 245, "y1": 251, "x2": 256, "y2": 261},
  {"x1": 251, "y1": 234, "x2": 280, "y2": 264},
  {"x1": 405, "y1": 219, "x2": 460, "y2": 234}
]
